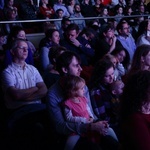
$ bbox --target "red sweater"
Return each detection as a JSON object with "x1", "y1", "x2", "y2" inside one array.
[{"x1": 121, "y1": 112, "x2": 150, "y2": 150}]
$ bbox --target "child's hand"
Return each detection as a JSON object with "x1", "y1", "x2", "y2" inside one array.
[{"x1": 87, "y1": 117, "x2": 94, "y2": 123}]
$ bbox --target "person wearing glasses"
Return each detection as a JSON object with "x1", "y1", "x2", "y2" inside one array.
[
  {"x1": 1, "y1": 39, "x2": 48, "y2": 149},
  {"x1": 116, "y1": 19, "x2": 136, "y2": 62}
]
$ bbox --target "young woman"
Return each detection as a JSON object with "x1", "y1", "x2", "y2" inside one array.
[
  {"x1": 39, "y1": 28, "x2": 60, "y2": 74},
  {"x1": 120, "y1": 70, "x2": 150, "y2": 150}
]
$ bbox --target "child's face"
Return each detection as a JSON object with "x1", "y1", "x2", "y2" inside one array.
[
  {"x1": 114, "y1": 81, "x2": 124, "y2": 95},
  {"x1": 76, "y1": 82, "x2": 85, "y2": 97}
]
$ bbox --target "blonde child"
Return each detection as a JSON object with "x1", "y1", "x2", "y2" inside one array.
[{"x1": 63, "y1": 75, "x2": 118, "y2": 143}]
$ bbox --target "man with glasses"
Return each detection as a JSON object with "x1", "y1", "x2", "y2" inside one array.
[
  {"x1": 116, "y1": 20, "x2": 136, "y2": 62},
  {"x1": 1, "y1": 39, "x2": 48, "y2": 149}
]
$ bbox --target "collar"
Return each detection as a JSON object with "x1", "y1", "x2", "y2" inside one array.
[{"x1": 11, "y1": 62, "x2": 28, "y2": 70}]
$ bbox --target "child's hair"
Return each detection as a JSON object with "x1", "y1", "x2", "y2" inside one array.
[
  {"x1": 64, "y1": 75, "x2": 85, "y2": 98},
  {"x1": 110, "y1": 80, "x2": 123, "y2": 91},
  {"x1": 102, "y1": 54, "x2": 117, "y2": 67}
]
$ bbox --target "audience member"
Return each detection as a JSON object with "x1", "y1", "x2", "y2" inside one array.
[
  {"x1": 114, "y1": 6, "x2": 124, "y2": 24},
  {"x1": 60, "y1": 23, "x2": 95, "y2": 66},
  {"x1": 136, "y1": 19, "x2": 150, "y2": 47},
  {"x1": 89, "y1": 58, "x2": 118, "y2": 129},
  {"x1": 58, "y1": 16, "x2": 71, "y2": 39},
  {"x1": 111, "y1": 46, "x2": 130, "y2": 73},
  {"x1": 109, "y1": 79, "x2": 124, "y2": 137},
  {"x1": 80, "y1": 0, "x2": 97, "y2": 24},
  {"x1": 98, "y1": 6, "x2": 110, "y2": 26},
  {"x1": 53, "y1": 0, "x2": 70, "y2": 17},
  {"x1": 39, "y1": 28, "x2": 60, "y2": 75},
  {"x1": 62, "y1": 75, "x2": 118, "y2": 144},
  {"x1": 89, "y1": 57, "x2": 124, "y2": 139},
  {"x1": 3, "y1": 0, "x2": 18, "y2": 20},
  {"x1": 103, "y1": 53, "x2": 125, "y2": 81},
  {"x1": 66, "y1": 0, "x2": 76, "y2": 16},
  {"x1": 70, "y1": 3, "x2": 86, "y2": 31},
  {"x1": 93, "y1": 0, "x2": 104, "y2": 16},
  {"x1": 44, "y1": 45, "x2": 67, "y2": 88},
  {"x1": 97, "y1": 24, "x2": 122, "y2": 60},
  {"x1": 2, "y1": 8, "x2": 22, "y2": 35},
  {"x1": 18, "y1": 0, "x2": 40, "y2": 31},
  {"x1": 125, "y1": 44, "x2": 150, "y2": 80},
  {"x1": 116, "y1": 20, "x2": 136, "y2": 62},
  {"x1": 1, "y1": 39, "x2": 48, "y2": 149},
  {"x1": 54, "y1": 8, "x2": 64, "y2": 31},
  {"x1": 4, "y1": 25, "x2": 35, "y2": 68},
  {"x1": 120, "y1": 70, "x2": 150, "y2": 150},
  {"x1": 46, "y1": 50, "x2": 119, "y2": 150},
  {"x1": 39, "y1": 0, "x2": 55, "y2": 19}
]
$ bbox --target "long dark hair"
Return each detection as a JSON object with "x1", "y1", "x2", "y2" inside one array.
[
  {"x1": 89, "y1": 58, "x2": 114, "y2": 89},
  {"x1": 120, "y1": 70, "x2": 150, "y2": 120}
]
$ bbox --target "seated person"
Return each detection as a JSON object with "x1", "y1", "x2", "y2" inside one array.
[
  {"x1": 46, "y1": 50, "x2": 120, "y2": 150},
  {"x1": 1, "y1": 39, "x2": 48, "y2": 149}
]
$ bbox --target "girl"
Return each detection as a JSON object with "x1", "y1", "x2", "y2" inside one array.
[{"x1": 63, "y1": 75, "x2": 118, "y2": 143}]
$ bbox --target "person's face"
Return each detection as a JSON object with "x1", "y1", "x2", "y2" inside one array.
[
  {"x1": 12, "y1": 41, "x2": 28, "y2": 60},
  {"x1": 63, "y1": 20, "x2": 71, "y2": 29},
  {"x1": 142, "y1": 51, "x2": 150, "y2": 68},
  {"x1": 42, "y1": 0, "x2": 48, "y2": 4},
  {"x1": 95, "y1": 0, "x2": 101, "y2": 5},
  {"x1": 67, "y1": 30, "x2": 78, "y2": 41},
  {"x1": 120, "y1": 23, "x2": 130, "y2": 36},
  {"x1": 118, "y1": 7, "x2": 123, "y2": 14},
  {"x1": 8, "y1": 0, "x2": 14, "y2": 6},
  {"x1": 103, "y1": 67, "x2": 114, "y2": 84},
  {"x1": 67, "y1": 56, "x2": 82, "y2": 76},
  {"x1": 103, "y1": 9, "x2": 108, "y2": 15},
  {"x1": 76, "y1": 82, "x2": 85, "y2": 97},
  {"x1": 58, "y1": 10, "x2": 63, "y2": 18},
  {"x1": 147, "y1": 20, "x2": 150, "y2": 31},
  {"x1": 58, "y1": 0, "x2": 63, "y2": 4},
  {"x1": 111, "y1": 57, "x2": 117, "y2": 67},
  {"x1": 75, "y1": 5, "x2": 81, "y2": 12},
  {"x1": 17, "y1": 30, "x2": 26, "y2": 40},
  {"x1": 0, "y1": 36, "x2": 7, "y2": 45},
  {"x1": 114, "y1": 81, "x2": 124, "y2": 95},
  {"x1": 116, "y1": 50, "x2": 126, "y2": 63},
  {"x1": 51, "y1": 31, "x2": 60, "y2": 44},
  {"x1": 104, "y1": 28, "x2": 114, "y2": 38}
]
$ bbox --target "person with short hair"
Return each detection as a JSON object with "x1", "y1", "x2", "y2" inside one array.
[
  {"x1": 1, "y1": 39, "x2": 48, "y2": 149},
  {"x1": 46, "y1": 51, "x2": 119, "y2": 150}
]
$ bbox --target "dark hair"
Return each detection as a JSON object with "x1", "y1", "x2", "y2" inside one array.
[
  {"x1": 45, "y1": 28, "x2": 59, "y2": 39},
  {"x1": 89, "y1": 58, "x2": 114, "y2": 89},
  {"x1": 127, "y1": 44, "x2": 150, "y2": 76},
  {"x1": 48, "y1": 45, "x2": 67, "y2": 65},
  {"x1": 111, "y1": 46, "x2": 130, "y2": 70},
  {"x1": 56, "y1": 51, "x2": 81, "y2": 76},
  {"x1": 7, "y1": 25, "x2": 24, "y2": 45},
  {"x1": 120, "y1": 70, "x2": 150, "y2": 119},
  {"x1": 66, "y1": 23, "x2": 80, "y2": 34}
]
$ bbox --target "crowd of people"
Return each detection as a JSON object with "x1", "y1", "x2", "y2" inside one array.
[{"x1": 0, "y1": 0, "x2": 150, "y2": 150}]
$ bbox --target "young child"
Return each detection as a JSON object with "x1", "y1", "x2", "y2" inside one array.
[
  {"x1": 109, "y1": 80, "x2": 124, "y2": 125},
  {"x1": 62, "y1": 75, "x2": 118, "y2": 143}
]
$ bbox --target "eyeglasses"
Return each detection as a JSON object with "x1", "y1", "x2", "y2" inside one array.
[
  {"x1": 123, "y1": 27, "x2": 130, "y2": 30},
  {"x1": 17, "y1": 46, "x2": 28, "y2": 51}
]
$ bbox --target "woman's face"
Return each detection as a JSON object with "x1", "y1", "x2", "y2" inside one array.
[
  {"x1": 17, "y1": 30, "x2": 26, "y2": 40},
  {"x1": 115, "y1": 50, "x2": 126, "y2": 63},
  {"x1": 51, "y1": 31, "x2": 60, "y2": 44},
  {"x1": 103, "y1": 67, "x2": 114, "y2": 84},
  {"x1": 142, "y1": 51, "x2": 150, "y2": 68}
]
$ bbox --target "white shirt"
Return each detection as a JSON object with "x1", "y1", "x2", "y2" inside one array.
[{"x1": 2, "y1": 62, "x2": 43, "y2": 109}]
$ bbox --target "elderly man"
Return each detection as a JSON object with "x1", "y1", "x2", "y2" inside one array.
[{"x1": 1, "y1": 39, "x2": 48, "y2": 149}]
